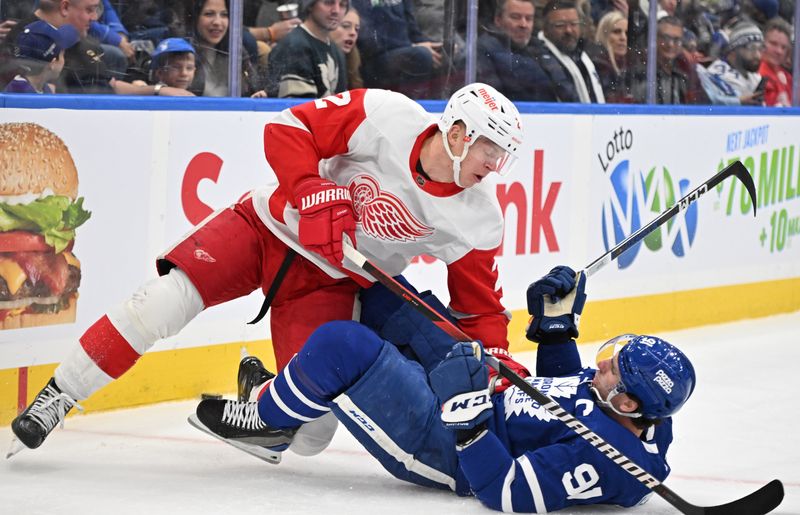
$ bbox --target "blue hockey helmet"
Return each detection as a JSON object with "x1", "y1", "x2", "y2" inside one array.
[{"x1": 595, "y1": 334, "x2": 696, "y2": 420}]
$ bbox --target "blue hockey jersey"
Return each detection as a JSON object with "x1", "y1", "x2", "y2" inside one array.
[{"x1": 457, "y1": 369, "x2": 674, "y2": 512}]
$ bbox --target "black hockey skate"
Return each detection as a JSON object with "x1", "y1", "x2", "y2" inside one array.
[
  {"x1": 188, "y1": 398, "x2": 295, "y2": 465},
  {"x1": 237, "y1": 355, "x2": 275, "y2": 402},
  {"x1": 8, "y1": 378, "x2": 82, "y2": 458}
]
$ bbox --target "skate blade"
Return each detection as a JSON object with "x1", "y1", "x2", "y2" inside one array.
[
  {"x1": 187, "y1": 414, "x2": 282, "y2": 465},
  {"x1": 6, "y1": 437, "x2": 26, "y2": 459}
]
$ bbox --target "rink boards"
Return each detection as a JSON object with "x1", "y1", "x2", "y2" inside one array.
[{"x1": 0, "y1": 96, "x2": 798, "y2": 424}]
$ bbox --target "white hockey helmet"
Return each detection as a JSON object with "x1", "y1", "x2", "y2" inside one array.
[{"x1": 438, "y1": 83, "x2": 524, "y2": 186}]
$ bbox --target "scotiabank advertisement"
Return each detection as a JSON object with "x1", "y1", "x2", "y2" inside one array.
[{"x1": 0, "y1": 105, "x2": 798, "y2": 368}]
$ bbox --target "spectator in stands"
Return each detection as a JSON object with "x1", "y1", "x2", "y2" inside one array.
[
  {"x1": 133, "y1": 37, "x2": 198, "y2": 94},
  {"x1": 587, "y1": 9, "x2": 632, "y2": 102},
  {"x1": 240, "y1": 1, "x2": 302, "y2": 87},
  {"x1": 409, "y1": 0, "x2": 471, "y2": 98},
  {"x1": 476, "y1": 0, "x2": 557, "y2": 101},
  {"x1": 23, "y1": 0, "x2": 116, "y2": 93},
  {"x1": 679, "y1": 0, "x2": 718, "y2": 60},
  {"x1": 116, "y1": 0, "x2": 184, "y2": 45},
  {"x1": 107, "y1": 75, "x2": 195, "y2": 95},
  {"x1": 575, "y1": 0, "x2": 596, "y2": 43},
  {"x1": 682, "y1": 29, "x2": 709, "y2": 65},
  {"x1": 626, "y1": 0, "x2": 705, "y2": 64},
  {"x1": 265, "y1": 0, "x2": 347, "y2": 98},
  {"x1": 659, "y1": 0, "x2": 678, "y2": 17},
  {"x1": 248, "y1": 2, "x2": 302, "y2": 47},
  {"x1": 741, "y1": 0, "x2": 779, "y2": 28},
  {"x1": 630, "y1": 16, "x2": 709, "y2": 104},
  {"x1": 0, "y1": 0, "x2": 34, "y2": 49},
  {"x1": 758, "y1": 17, "x2": 792, "y2": 107},
  {"x1": 0, "y1": 20, "x2": 18, "y2": 43},
  {"x1": 111, "y1": 38, "x2": 197, "y2": 97},
  {"x1": 697, "y1": 22, "x2": 764, "y2": 105},
  {"x1": 4, "y1": 20, "x2": 79, "y2": 93},
  {"x1": 1, "y1": 1, "x2": 37, "y2": 22},
  {"x1": 352, "y1": 0, "x2": 443, "y2": 98},
  {"x1": 535, "y1": 0, "x2": 605, "y2": 103},
  {"x1": 5, "y1": 0, "x2": 135, "y2": 83},
  {"x1": 412, "y1": 0, "x2": 444, "y2": 42},
  {"x1": 331, "y1": 6, "x2": 363, "y2": 89},
  {"x1": 89, "y1": 0, "x2": 134, "y2": 79},
  {"x1": 777, "y1": 0, "x2": 794, "y2": 23},
  {"x1": 188, "y1": 0, "x2": 262, "y2": 97},
  {"x1": 0, "y1": 20, "x2": 20, "y2": 88}
]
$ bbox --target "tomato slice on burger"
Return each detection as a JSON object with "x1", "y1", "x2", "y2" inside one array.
[{"x1": 0, "y1": 231, "x2": 54, "y2": 253}]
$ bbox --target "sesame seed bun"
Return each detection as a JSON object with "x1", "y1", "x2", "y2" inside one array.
[{"x1": 0, "y1": 123, "x2": 78, "y2": 198}]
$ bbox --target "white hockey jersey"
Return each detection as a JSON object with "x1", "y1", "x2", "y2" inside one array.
[
  {"x1": 697, "y1": 58, "x2": 762, "y2": 105},
  {"x1": 252, "y1": 88, "x2": 511, "y2": 348}
]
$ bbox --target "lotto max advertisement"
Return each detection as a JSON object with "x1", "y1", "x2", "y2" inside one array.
[
  {"x1": 0, "y1": 106, "x2": 799, "y2": 372},
  {"x1": 585, "y1": 116, "x2": 799, "y2": 301}
]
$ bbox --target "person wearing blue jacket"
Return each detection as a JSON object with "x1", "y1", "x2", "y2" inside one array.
[
  {"x1": 192, "y1": 266, "x2": 697, "y2": 513},
  {"x1": 88, "y1": 0, "x2": 133, "y2": 78},
  {"x1": 477, "y1": 0, "x2": 558, "y2": 102}
]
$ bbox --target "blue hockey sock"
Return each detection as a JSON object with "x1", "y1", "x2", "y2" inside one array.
[
  {"x1": 258, "y1": 357, "x2": 331, "y2": 428},
  {"x1": 258, "y1": 320, "x2": 383, "y2": 428}
]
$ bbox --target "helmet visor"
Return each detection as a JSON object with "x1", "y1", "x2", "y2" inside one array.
[
  {"x1": 595, "y1": 333, "x2": 638, "y2": 366},
  {"x1": 474, "y1": 137, "x2": 518, "y2": 177},
  {"x1": 494, "y1": 151, "x2": 517, "y2": 177}
]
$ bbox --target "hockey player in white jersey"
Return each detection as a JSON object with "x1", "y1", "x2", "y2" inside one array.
[
  {"x1": 10, "y1": 83, "x2": 529, "y2": 457},
  {"x1": 191, "y1": 266, "x2": 696, "y2": 512}
]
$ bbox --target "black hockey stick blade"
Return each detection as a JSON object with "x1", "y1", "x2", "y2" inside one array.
[
  {"x1": 342, "y1": 243, "x2": 784, "y2": 515},
  {"x1": 584, "y1": 160, "x2": 757, "y2": 277},
  {"x1": 704, "y1": 478, "x2": 784, "y2": 515},
  {"x1": 653, "y1": 479, "x2": 784, "y2": 515}
]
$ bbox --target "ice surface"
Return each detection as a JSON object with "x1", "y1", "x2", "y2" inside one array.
[{"x1": 2, "y1": 312, "x2": 798, "y2": 514}]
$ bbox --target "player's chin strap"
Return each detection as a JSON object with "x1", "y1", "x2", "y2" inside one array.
[
  {"x1": 589, "y1": 383, "x2": 642, "y2": 419},
  {"x1": 441, "y1": 131, "x2": 472, "y2": 188}
]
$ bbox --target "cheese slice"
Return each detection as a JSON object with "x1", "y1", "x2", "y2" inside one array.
[
  {"x1": 63, "y1": 251, "x2": 80, "y2": 269},
  {"x1": 0, "y1": 258, "x2": 27, "y2": 296}
]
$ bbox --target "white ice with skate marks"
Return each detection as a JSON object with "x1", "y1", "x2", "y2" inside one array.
[{"x1": 2, "y1": 311, "x2": 800, "y2": 515}]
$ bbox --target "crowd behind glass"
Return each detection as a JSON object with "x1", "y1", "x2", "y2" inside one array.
[{"x1": 0, "y1": 0, "x2": 796, "y2": 106}]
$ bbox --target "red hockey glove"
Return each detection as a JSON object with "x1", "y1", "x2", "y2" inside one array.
[
  {"x1": 485, "y1": 347, "x2": 531, "y2": 394},
  {"x1": 295, "y1": 178, "x2": 357, "y2": 267}
]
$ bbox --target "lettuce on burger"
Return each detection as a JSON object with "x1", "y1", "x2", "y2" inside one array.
[{"x1": 0, "y1": 123, "x2": 91, "y2": 329}]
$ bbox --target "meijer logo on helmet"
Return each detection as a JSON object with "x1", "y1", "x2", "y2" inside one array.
[{"x1": 478, "y1": 88, "x2": 499, "y2": 111}]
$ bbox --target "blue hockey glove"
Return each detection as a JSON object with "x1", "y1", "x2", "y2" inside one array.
[
  {"x1": 428, "y1": 342, "x2": 493, "y2": 431},
  {"x1": 526, "y1": 265, "x2": 587, "y2": 345}
]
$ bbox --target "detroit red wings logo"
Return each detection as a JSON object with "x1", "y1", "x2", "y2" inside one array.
[{"x1": 348, "y1": 175, "x2": 434, "y2": 242}]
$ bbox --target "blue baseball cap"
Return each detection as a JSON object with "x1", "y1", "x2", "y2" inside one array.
[
  {"x1": 150, "y1": 38, "x2": 196, "y2": 70},
  {"x1": 752, "y1": 0, "x2": 778, "y2": 19},
  {"x1": 15, "y1": 21, "x2": 80, "y2": 62}
]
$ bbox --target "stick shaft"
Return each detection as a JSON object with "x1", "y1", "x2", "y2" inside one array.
[
  {"x1": 339, "y1": 160, "x2": 779, "y2": 514},
  {"x1": 584, "y1": 161, "x2": 756, "y2": 277},
  {"x1": 343, "y1": 242, "x2": 783, "y2": 514}
]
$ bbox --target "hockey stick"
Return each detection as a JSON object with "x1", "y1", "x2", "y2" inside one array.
[
  {"x1": 342, "y1": 241, "x2": 784, "y2": 514},
  {"x1": 584, "y1": 160, "x2": 757, "y2": 277}
]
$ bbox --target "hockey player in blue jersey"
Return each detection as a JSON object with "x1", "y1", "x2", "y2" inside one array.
[{"x1": 191, "y1": 266, "x2": 696, "y2": 512}]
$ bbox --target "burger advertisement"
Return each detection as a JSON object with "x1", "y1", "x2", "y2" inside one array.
[{"x1": 0, "y1": 122, "x2": 90, "y2": 330}]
